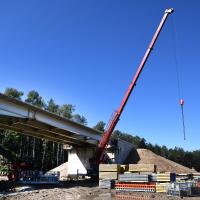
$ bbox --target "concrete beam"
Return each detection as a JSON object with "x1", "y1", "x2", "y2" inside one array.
[{"x1": 0, "y1": 94, "x2": 102, "y2": 145}]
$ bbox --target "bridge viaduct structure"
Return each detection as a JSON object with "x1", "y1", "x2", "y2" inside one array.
[
  {"x1": 0, "y1": 93, "x2": 134, "y2": 176},
  {"x1": 0, "y1": 93, "x2": 102, "y2": 147}
]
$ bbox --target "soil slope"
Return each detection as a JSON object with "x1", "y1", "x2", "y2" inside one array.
[
  {"x1": 49, "y1": 162, "x2": 68, "y2": 180},
  {"x1": 125, "y1": 148, "x2": 196, "y2": 173}
]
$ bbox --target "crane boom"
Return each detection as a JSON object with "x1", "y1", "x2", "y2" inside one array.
[{"x1": 97, "y1": 8, "x2": 174, "y2": 163}]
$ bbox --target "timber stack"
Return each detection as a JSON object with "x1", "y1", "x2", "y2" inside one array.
[
  {"x1": 99, "y1": 164, "x2": 119, "y2": 189},
  {"x1": 99, "y1": 163, "x2": 200, "y2": 197},
  {"x1": 99, "y1": 163, "x2": 177, "y2": 193}
]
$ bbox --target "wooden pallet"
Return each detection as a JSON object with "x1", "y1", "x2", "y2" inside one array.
[
  {"x1": 99, "y1": 164, "x2": 120, "y2": 172},
  {"x1": 99, "y1": 171, "x2": 118, "y2": 180}
]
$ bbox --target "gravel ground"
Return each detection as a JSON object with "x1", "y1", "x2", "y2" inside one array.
[{"x1": 0, "y1": 180, "x2": 200, "y2": 200}]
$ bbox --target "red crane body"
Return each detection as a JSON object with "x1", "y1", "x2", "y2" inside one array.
[{"x1": 97, "y1": 8, "x2": 174, "y2": 164}]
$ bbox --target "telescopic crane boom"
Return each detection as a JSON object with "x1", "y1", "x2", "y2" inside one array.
[{"x1": 97, "y1": 8, "x2": 174, "y2": 164}]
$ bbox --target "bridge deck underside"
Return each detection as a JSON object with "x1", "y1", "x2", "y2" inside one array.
[{"x1": 0, "y1": 94, "x2": 102, "y2": 147}]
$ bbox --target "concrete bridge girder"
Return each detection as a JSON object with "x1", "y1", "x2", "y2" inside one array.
[{"x1": 0, "y1": 94, "x2": 102, "y2": 146}]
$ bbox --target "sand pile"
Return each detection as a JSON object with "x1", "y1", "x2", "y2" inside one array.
[
  {"x1": 49, "y1": 162, "x2": 68, "y2": 180},
  {"x1": 125, "y1": 148, "x2": 196, "y2": 174}
]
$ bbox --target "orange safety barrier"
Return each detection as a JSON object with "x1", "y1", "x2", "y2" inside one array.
[
  {"x1": 115, "y1": 183, "x2": 156, "y2": 189},
  {"x1": 115, "y1": 182, "x2": 156, "y2": 193}
]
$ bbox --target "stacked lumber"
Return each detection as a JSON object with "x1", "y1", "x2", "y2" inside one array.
[
  {"x1": 99, "y1": 171, "x2": 118, "y2": 180},
  {"x1": 99, "y1": 164, "x2": 120, "y2": 189},
  {"x1": 156, "y1": 183, "x2": 171, "y2": 193},
  {"x1": 99, "y1": 164, "x2": 119, "y2": 180},
  {"x1": 99, "y1": 164, "x2": 121, "y2": 172},
  {"x1": 128, "y1": 164, "x2": 156, "y2": 173},
  {"x1": 156, "y1": 173, "x2": 176, "y2": 182}
]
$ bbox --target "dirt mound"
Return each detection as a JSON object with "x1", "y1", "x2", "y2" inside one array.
[
  {"x1": 49, "y1": 162, "x2": 68, "y2": 180},
  {"x1": 125, "y1": 148, "x2": 196, "y2": 174}
]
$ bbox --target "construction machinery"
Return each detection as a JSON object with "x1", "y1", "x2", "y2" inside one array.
[
  {"x1": 0, "y1": 144, "x2": 60, "y2": 183},
  {"x1": 0, "y1": 144, "x2": 31, "y2": 181},
  {"x1": 96, "y1": 8, "x2": 174, "y2": 164}
]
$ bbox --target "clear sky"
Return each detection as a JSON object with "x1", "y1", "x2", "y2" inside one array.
[{"x1": 0, "y1": 0, "x2": 199, "y2": 151}]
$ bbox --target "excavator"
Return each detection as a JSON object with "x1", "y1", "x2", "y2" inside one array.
[{"x1": 94, "y1": 8, "x2": 174, "y2": 167}]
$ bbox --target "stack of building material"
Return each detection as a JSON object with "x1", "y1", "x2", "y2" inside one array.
[
  {"x1": 128, "y1": 164, "x2": 156, "y2": 173},
  {"x1": 156, "y1": 182, "x2": 171, "y2": 193},
  {"x1": 193, "y1": 173, "x2": 200, "y2": 180},
  {"x1": 99, "y1": 164, "x2": 120, "y2": 189},
  {"x1": 120, "y1": 165, "x2": 129, "y2": 173},
  {"x1": 136, "y1": 172, "x2": 157, "y2": 182},
  {"x1": 176, "y1": 173, "x2": 191, "y2": 182},
  {"x1": 118, "y1": 173, "x2": 150, "y2": 183},
  {"x1": 113, "y1": 164, "x2": 157, "y2": 193},
  {"x1": 151, "y1": 173, "x2": 157, "y2": 182},
  {"x1": 156, "y1": 173, "x2": 176, "y2": 182},
  {"x1": 99, "y1": 179, "x2": 115, "y2": 189},
  {"x1": 99, "y1": 171, "x2": 118, "y2": 180},
  {"x1": 167, "y1": 182, "x2": 193, "y2": 197},
  {"x1": 99, "y1": 164, "x2": 119, "y2": 180},
  {"x1": 115, "y1": 182, "x2": 156, "y2": 192}
]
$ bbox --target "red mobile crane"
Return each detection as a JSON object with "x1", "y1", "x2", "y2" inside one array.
[{"x1": 96, "y1": 8, "x2": 174, "y2": 164}]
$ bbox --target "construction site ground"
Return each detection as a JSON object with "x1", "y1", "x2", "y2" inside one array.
[
  {"x1": 0, "y1": 180, "x2": 200, "y2": 200},
  {"x1": 0, "y1": 149, "x2": 199, "y2": 199}
]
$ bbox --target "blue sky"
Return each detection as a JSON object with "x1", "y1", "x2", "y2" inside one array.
[{"x1": 0, "y1": 0, "x2": 199, "y2": 151}]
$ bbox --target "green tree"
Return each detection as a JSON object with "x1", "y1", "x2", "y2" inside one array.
[
  {"x1": 59, "y1": 104, "x2": 75, "y2": 119},
  {"x1": 192, "y1": 150, "x2": 200, "y2": 171},
  {"x1": 1, "y1": 88, "x2": 23, "y2": 159},
  {"x1": 112, "y1": 130, "x2": 143, "y2": 148},
  {"x1": 25, "y1": 90, "x2": 45, "y2": 108},
  {"x1": 25, "y1": 90, "x2": 46, "y2": 164},
  {"x1": 138, "y1": 138, "x2": 147, "y2": 148},
  {"x1": 72, "y1": 114, "x2": 87, "y2": 125},
  {"x1": 160, "y1": 145, "x2": 169, "y2": 158},
  {"x1": 4, "y1": 88, "x2": 23, "y2": 100},
  {"x1": 153, "y1": 144, "x2": 162, "y2": 155},
  {"x1": 46, "y1": 98, "x2": 59, "y2": 114},
  {"x1": 93, "y1": 121, "x2": 106, "y2": 132},
  {"x1": 184, "y1": 152, "x2": 193, "y2": 168}
]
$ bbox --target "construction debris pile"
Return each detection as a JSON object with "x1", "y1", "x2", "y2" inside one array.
[{"x1": 99, "y1": 163, "x2": 200, "y2": 198}]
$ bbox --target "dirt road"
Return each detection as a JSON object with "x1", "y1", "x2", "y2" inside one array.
[{"x1": 0, "y1": 180, "x2": 200, "y2": 200}]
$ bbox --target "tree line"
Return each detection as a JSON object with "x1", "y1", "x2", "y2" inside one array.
[
  {"x1": 112, "y1": 130, "x2": 200, "y2": 172},
  {"x1": 0, "y1": 88, "x2": 87, "y2": 171},
  {"x1": 0, "y1": 88, "x2": 199, "y2": 172}
]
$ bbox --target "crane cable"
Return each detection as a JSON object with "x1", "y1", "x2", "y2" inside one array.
[{"x1": 171, "y1": 16, "x2": 186, "y2": 140}]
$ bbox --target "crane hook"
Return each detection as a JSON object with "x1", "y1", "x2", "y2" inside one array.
[{"x1": 180, "y1": 99, "x2": 186, "y2": 140}]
